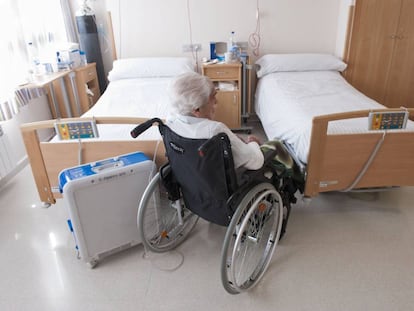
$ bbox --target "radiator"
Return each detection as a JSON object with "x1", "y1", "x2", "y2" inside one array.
[
  {"x1": 0, "y1": 125, "x2": 14, "y2": 178},
  {"x1": 0, "y1": 90, "x2": 52, "y2": 185}
]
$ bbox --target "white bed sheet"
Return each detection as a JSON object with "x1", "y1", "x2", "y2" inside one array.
[
  {"x1": 53, "y1": 77, "x2": 172, "y2": 142},
  {"x1": 83, "y1": 77, "x2": 173, "y2": 141},
  {"x1": 84, "y1": 77, "x2": 173, "y2": 120},
  {"x1": 255, "y1": 71, "x2": 414, "y2": 164}
]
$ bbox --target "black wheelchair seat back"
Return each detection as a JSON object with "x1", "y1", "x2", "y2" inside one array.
[{"x1": 159, "y1": 122, "x2": 238, "y2": 226}]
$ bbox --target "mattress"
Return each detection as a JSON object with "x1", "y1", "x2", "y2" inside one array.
[
  {"x1": 82, "y1": 77, "x2": 172, "y2": 141},
  {"x1": 84, "y1": 77, "x2": 173, "y2": 120},
  {"x1": 255, "y1": 71, "x2": 414, "y2": 164},
  {"x1": 52, "y1": 77, "x2": 172, "y2": 142}
]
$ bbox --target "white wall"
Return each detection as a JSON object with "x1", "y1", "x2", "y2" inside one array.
[
  {"x1": 68, "y1": 0, "x2": 356, "y2": 80},
  {"x1": 103, "y1": 0, "x2": 351, "y2": 64},
  {"x1": 335, "y1": 0, "x2": 355, "y2": 57}
]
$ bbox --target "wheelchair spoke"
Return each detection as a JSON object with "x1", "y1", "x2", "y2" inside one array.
[
  {"x1": 148, "y1": 205, "x2": 193, "y2": 247},
  {"x1": 138, "y1": 172, "x2": 198, "y2": 253},
  {"x1": 221, "y1": 183, "x2": 283, "y2": 294}
]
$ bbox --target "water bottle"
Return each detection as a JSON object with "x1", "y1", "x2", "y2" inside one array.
[
  {"x1": 228, "y1": 31, "x2": 236, "y2": 51},
  {"x1": 27, "y1": 42, "x2": 40, "y2": 74},
  {"x1": 227, "y1": 31, "x2": 240, "y2": 62},
  {"x1": 80, "y1": 50, "x2": 87, "y2": 65}
]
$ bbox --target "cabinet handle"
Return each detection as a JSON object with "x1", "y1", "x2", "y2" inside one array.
[
  {"x1": 233, "y1": 94, "x2": 236, "y2": 103},
  {"x1": 389, "y1": 34, "x2": 404, "y2": 40}
]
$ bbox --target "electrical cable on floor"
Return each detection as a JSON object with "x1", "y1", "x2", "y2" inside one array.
[{"x1": 142, "y1": 249, "x2": 185, "y2": 272}]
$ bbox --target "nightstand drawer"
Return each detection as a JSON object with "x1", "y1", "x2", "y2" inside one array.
[
  {"x1": 78, "y1": 65, "x2": 97, "y2": 83},
  {"x1": 203, "y1": 66, "x2": 240, "y2": 80},
  {"x1": 74, "y1": 63, "x2": 100, "y2": 114}
]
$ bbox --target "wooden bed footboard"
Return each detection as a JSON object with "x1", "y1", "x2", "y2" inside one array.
[
  {"x1": 305, "y1": 108, "x2": 414, "y2": 197},
  {"x1": 21, "y1": 117, "x2": 166, "y2": 204}
]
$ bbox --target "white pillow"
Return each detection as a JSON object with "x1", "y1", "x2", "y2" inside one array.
[
  {"x1": 108, "y1": 57, "x2": 195, "y2": 81},
  {"x1": 255, "y1": 53, "x2": 347, "y2": 78}
]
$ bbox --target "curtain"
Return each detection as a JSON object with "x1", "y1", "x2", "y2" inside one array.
[
  {"x1": 60, "y1": 0, "x2": 79, "y2": 43},
  {"x1": 0, "y1": 0, "x2": 70, "y2": 121}
]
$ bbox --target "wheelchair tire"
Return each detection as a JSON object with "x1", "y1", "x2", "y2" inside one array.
[
  {"x1": 220, "y1": 183, "x2": 283, "y2": 294},
  {"x1": 138, "y1": 172, "x2": 199, "y2": 253}
]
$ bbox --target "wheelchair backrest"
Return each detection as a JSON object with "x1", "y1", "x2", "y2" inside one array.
[{"x1": 159, "y1": 124, "x2": 238, "y2": 226}]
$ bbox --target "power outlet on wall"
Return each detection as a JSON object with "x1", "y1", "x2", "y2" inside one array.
[{"x1": 182, "y1": 43, "x2": 202, "y2": 53}]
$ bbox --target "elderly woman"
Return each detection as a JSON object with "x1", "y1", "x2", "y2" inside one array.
[{"x1": 167, "y1": 72, "x2": 264, "y2": 170}]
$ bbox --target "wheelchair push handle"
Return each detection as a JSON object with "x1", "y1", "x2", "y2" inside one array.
[{"x1": 130, "y1": 118, "x2": 164, "y2": 138}]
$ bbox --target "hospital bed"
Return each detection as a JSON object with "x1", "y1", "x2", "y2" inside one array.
[
  {"x1": 254, "y1": 53, "x2": 414, "y2": 198},
  {"x1": 21, "y1": 57, "x2": 195, "y2": 205}
]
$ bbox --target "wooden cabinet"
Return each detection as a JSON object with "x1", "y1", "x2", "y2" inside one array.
[
  {"x1": 73, "y1": 63, "x2": 101, "y2": 115},
  {"x1": 33, "y1": 71, "x2": 75, "y2": 119},
  {"x1": 31, "y1": 63, "x2": 101, "y2": 118},
  {"x1": 202, "y1": 63, "x2": 242, "y2": 129},
  {"x1": 344, "y1": 0, "x2": 414, "y2": 108}
]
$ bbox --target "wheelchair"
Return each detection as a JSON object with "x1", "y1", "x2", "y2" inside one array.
[{"x1": 130, "y1": 118, "x2": 297, "y2": 294}]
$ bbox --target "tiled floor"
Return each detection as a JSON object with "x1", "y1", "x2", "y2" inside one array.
[{"x1": 1, "y1": 122, "x2": 414, "y2": 310}]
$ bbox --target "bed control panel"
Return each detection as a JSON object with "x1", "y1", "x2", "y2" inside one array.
[
  {"x1": 55, "y1": 119, "x2": 99, "y2": 140},
  {"x1": 368, "y1": 111, "x2": 408, "y2": 130}
]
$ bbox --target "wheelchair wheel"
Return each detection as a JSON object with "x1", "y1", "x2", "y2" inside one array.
[
  {"x1": 138, "y1": 172, "x2": 199, "y2": 253},
  {"x1": 220, "y1": 183, "x2": 283, "y2": 294}
]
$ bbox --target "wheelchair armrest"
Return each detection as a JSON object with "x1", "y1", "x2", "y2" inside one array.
[{"x1": 238, "y1": 148, "x2": 278, "y2": 185}]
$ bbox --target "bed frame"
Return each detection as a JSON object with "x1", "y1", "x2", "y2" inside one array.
[
  {"x1": 304, "y1": 108, "x2": 414, "y2": 197},
  {"x1": 22, "y1": 109, "x2": 414, "y2": 205},
  {"x1": 21, "y1": 117, "x2": 166, "y2": 204}
]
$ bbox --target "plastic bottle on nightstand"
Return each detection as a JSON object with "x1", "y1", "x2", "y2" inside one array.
[
  {"x1": 27, "y1": 42, "x2": 40, "y2": 75},
  {"x1": 80, "y1": 50, "x2": 87, "y2": 65},
  {"x1": 228, "y1": 31, "x2": 236, "y2": 51},
  {"x1": 227, "y1": 31, "x2": 240, "y2": 62}
]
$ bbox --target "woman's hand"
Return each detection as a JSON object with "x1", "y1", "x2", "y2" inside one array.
[{"x1": 247, "y1": 135, "x2": 261, "y2": 145}]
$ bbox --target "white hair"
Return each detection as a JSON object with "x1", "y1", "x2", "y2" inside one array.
[{"x1": 168, "y1": 72, "x2": 215, "y2": 116}]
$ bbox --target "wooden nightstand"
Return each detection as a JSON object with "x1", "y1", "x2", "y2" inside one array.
[
  {"x1": 73, "y1": 63, "x2": 101, "y2": 115},
  {"x1": 26, "y1": 63, "x2": 101, "y2": 118},
  {"x1": 202, "y1": 63, "x2": 242, "y2": 129}
]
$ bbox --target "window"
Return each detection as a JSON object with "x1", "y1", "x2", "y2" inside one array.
[{"x1": 0, "y1": 0, "x2": 68, "y2": 119}]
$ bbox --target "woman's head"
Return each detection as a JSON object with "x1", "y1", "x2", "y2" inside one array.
[{"x1": 169, "y1": 72, "x2": 217, "y2": 119}]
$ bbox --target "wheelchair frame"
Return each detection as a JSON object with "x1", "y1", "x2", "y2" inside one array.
[{"x1": 131, "y1": 118, "x2": 295, "y2": 294}]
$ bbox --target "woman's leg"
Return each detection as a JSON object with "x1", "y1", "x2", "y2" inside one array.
[{"x1": 260, "y1": 140, "x2": 305, "y2": 193}]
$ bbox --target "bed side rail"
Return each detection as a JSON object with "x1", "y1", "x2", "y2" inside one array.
[
  {"x1": 305, "y1": 108, "x2": 414, "y2": 197},
  {"x1": 20, "y1": 117, "x2": 163, "y2": 204}
]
